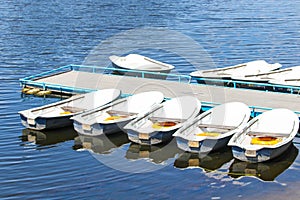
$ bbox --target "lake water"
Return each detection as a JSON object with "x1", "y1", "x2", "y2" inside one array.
[{"x1": 1, "y1": 0, "x2": 300, "y2": 199}]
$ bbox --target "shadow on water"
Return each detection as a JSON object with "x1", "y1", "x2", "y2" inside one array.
[
  {"x1": 73, "y1": 132, "x2": 130, "y2": 154},
  {"x1": 229, "y1": 144, "x2": 299, "y2": 181},
  {"x1": 174, "y1": 147, "x2": 233, "y2": 171},
  {"x1": 20, "y1": 127, "x2": 78, "y2": 147},
  {"x1": 125, "y1": 139, "x2": 182, "y2": 164}
]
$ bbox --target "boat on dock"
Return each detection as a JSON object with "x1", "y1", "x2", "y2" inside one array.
[
  {"x1": 228, "y1": 108, "x2": 299, "y2": 163},
  {"x1": 19, "y1": 89, "x2": 121, "y2": 130},
  {"x1": 124, "y1": 96, "x2": 201, "y2": 145},
  {"x1": 232, "y1": 65, "x2": 300, "y2": 83},
  {"x1": 109, "y1": 54, "x2": 175, "y2": 78},
  {"x1": 190, "y1": 60, "x2": 281, "y2": 83},
  {"x1": 71, "y1": 91, "x2": 164, "y2": 136},
  {"x1": 173, "y1": 102, "x2": 250, "y2": 153},
  {"x1": 269, "y1": 78, "x2": 300, "y2": 87}
]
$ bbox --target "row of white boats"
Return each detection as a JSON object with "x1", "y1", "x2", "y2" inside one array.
[
  {"x1": 109, "y1": 54, "x2": 300, "y2": 87},
  {"x1": 19, "y1": 89, "x2": 299, "y2": 163}
]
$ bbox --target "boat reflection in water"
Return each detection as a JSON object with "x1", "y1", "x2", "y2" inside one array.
[
  {"x1": 21, "y1": 127, "x2": 78, "y2": 147},
  {"x1": 229, "y1": 144, "x2": 298, "y2": 181},
  {"x1": 174, "y1": 147, "x2": 233, "y2": 171},
  {"x1": 73, "y1": 132, "x2": 130, "y2": 154},
  {"x1": 125, "y1": 139, "x2": 182, "y2": 164}
]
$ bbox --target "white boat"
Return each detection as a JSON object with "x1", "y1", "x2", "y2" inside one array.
[
  {"x1": 232, "y1": 65, "x2": 300, "y2": 83},
  {"x1": 228, "y1": 108, "x2": 299, "y2": 163},
  {"x1": 124, "y1": 96, "x2": 201, "y2": 145},
  {"x1": 190, "y1": 60, "x2": 281, "y2": 81},
  {"x1": 71, "y1": 91, "x2": 164, "y2": 136},
  {"x1": 269, "y1": 75, "x2": 300, "y2": 88},
  {"x1": 109, "y1": 54, "x2": 175, "y2": 75},
  {"x1": 19, "y1": 89, "x2": 121, "y2": 130},
  {"x1": 173, "y1": 102, "x2": 250, "y2": 153}
]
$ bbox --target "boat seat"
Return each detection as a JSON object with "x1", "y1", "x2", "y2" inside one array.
[
  {"x1": 106, "y1": 109, "x2": 137, "y2": 116},
  {"x1": 198, "y1": 123, "x2": 236, "y2": 130},
  {"x1": 247, "y1": 131, "x2": 289, "y2": 137},
  {"x1": 61, "y1": 106, "x2": 85, "y2": 113}
]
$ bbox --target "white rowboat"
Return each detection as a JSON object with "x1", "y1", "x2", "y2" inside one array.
[
  {"x1": 19, "y1": 89, "x2": 121, "y2": 130},
  {"x1": 124, "y1": 96, "x2": 201, "y2": 145},
  {"x1": 228, "y1": 108, "x2": 299, "y2": 163},
  {"x1": 173, "y1": 102, "x2": 250, "y2": 153},
  {"x1": 72, "y1": 91, "x2": 164, "y2": 136},
  {"x1": 109, "y1": 54, "x2": 175, "y2": 75},
  {"x1": 190, "y1": 60, "x2": 281, "y2": 80}
]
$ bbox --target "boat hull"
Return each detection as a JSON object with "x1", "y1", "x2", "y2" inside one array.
[
  {"x1": 20, "y1": 113, "x2": 73, "y2": 130},
  {"x1": 194, "y1": 78, "x2": 233, "y2": 86},
  {"x1": 127, "y1": 129, "x2": 176, "y2": 145},
  {"x1": 73, "y1": 120, "x2": 128, "y2": 136},
  {"x1": 112, "y1": 64, "x2": 171, "y2": 80},
  {"x1": 231, "y1": 142, "x2": 293, "y2": 163},
  {"x1": 175, "y1": 136, "x2": 231, "y2": 153}
]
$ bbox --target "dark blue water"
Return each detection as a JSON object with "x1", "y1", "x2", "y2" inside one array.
[{"x1": 1, "y1": 0, "x2": 300, "y2": 199}]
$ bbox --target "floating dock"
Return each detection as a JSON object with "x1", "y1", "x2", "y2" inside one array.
[{"x1": 20, "y1": 64, "x2": 300, "y2": 116}]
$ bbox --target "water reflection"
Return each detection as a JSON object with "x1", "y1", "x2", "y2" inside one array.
[
  {"x1": 73, "y1": 132, "x2": 130, "y2": 154},
  {"x1": 21, "y1": 127, "x2": 78, "y2": 146},
  {"x1": 125, "y1": 139, "x2": 182, "y2": 164},
  {"x1": 174, "y1": 147, "x2": 233, "y2": 171},
  {"x1": 229, "y1": 144, "x2": 298, "y2": 181}
]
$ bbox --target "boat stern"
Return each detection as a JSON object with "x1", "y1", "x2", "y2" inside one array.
[
  {"x1": 73, "y1": 120, "x2": 127, "y2": 136},
  {"x1": 127, "y1": 129, "x2": 175, "y2": 145}
]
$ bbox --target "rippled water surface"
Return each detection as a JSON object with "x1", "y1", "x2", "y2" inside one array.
[{"x1": 1, "y1": 0, "x2": 300, "y2": 199}]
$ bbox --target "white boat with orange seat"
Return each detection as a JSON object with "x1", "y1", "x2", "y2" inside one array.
[
  {"x1": 228, "y1": 108, "x2": 299, "y2": 163},
  {"x1": 72, "y1": 91, "x2": 164, "y2": 136},
  {"x1": 19, "y1": 89, "x2": 121, "y2": 130},
  {"x1": 173, "y1": 102, "x2": 250, "y2": 153},
  {"x1": 124, "y1": 96, "x2": 201, "y2": 145}
]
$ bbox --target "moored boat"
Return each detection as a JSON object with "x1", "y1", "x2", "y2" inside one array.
[
  {"x1": 231, "y1": 65, "x2": 300, "y2": 83},
  {"x1": 173, "y1": 102, "x2": 250, "y2": 153},
  {"x1": 228, "y1": 108, "x2": 299, "y2": 163},
  {"x1": 19, "y1": 89, "x2": 121, "y2": 130},
  {"x1": 190, "y1": 60, "x2": 281, "y2": 84},
  {"x1": 71, "y1": 91, "x2": 164, "y2": 136},
  {"x1": 124, "y1": 96, "x2": 201, "y2": 145},
  {"x1": 109, "y1": 54, "x2": 175, "y2": 78}
]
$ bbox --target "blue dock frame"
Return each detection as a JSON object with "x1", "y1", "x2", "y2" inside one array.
[{"x1": 19, "y1": 64, "x2": 300, "y2": 117}]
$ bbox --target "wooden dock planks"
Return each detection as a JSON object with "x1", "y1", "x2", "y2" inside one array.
[{"x1": 34, "y1": 70, "x2": 300, "y2": 114}]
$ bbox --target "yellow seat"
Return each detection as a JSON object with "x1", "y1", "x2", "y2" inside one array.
[
  {"x1": 104, "y1": 115, "x2": 127, "y2": 121},
  {"x1": 196, "y1": 132, "x2": 220, "y2": 137},
  {"x1": 60, "y1": 111, "x2": 72, "y2": 115},
  {"x1": 251, "y1": 136, "x2": 282, "y2": 145}
]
